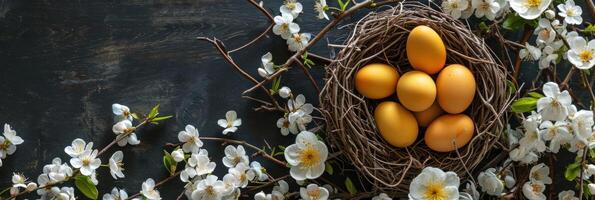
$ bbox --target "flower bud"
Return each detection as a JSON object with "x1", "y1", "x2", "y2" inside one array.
[
  {"x1": 172, "y1": 149, "x2": 185, "y2": 162},
  {"x1": 279, "y1": 86, "x2": 291, "y2": 98},
  {"x1": 544, "y1": 10, "x2": 555, "y2": 19},
  {"x1": 589, "y1": 183, "x2": 595, "y2": 195},
  {"x1": 26, "y1": 182, "x2": 38, "y2": 191}
]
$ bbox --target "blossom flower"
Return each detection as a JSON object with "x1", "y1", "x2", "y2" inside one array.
[
  {"x1": 519, "y1": 43, "x2": 542, "y2": 61},
  {"x1": 273, "y1": 13, "x2": 299, "y2": 40},
  {"x1": 228, "y1": 162, "x2": 255, "y2": 188},
  {"x1": 277, "y1": 117, "x2": 296, "y2": 136},
  {"x1": 472, "y1": 0, "x2": 500, "y2": 20},
  {"x1": 522, "y1": 181, "x2": 546, "y2": 200},
  {"x1": 372, "y1": 193, "x2": 392, "y2": 200},
  {"x1": 544, "y1": 9, "x2": 556, "y2": 19},
  {"x1": 109, "y1": 151, "x2": 125, "y2": 179},
  {"x1": 64, "y1": 138, "x2": 93, "y2": 158},
  {"x1": 217, "y1": 110, "x2": 242, "y2": 135},
  {"x1": 519, "y1": 113, "x2": 547, "y2": 153},
  {"x1": 285, "y1": 131, "x2": 328, "y2": 180},
  {"x1": 537, "y1": 82, "x2": 571, "y2": 121},
  {"x1": 191, "y1": 175, "x2": 227, "y2": 200},
  {"x1": 178, "y1": 125, "x2": 203, "y2": 153},
  {"x1": 112, "y1": 103, "x2": 133, "y2": 121},
  {"x1": 462, "y1": 182, "x2": 480, "y2": 200},
  {"x1": 70, "y1": 149, "x2": 101, "y2": 176},
  {"x1": 280, "y1": 0, "x2": 303, "y2": 18},
  {"x1": 254, "y1": 191, "x2": 271, "y2": 200},
  {"x1": 53, "y1": 187, "x2": 76, "y2": 200},
  {"x1": 534, "y1": 19, "x2": 556, "y2": 45},
  {"x1": 314, "y1": 0, "x2": 329, "y2": 20},
  {"x1": 509, "y1": 0, "x2": 552, "y2": 19},
  {"x1": 510, "y1": 146, "x2": 539, "y2": 164},
  {"x1": 222, "y1": 145, "x2": 249, "y2": 168},
  {"x1": 171, "y1": 148, "x2": 185, "y2": 162},
  {"x1": 141, "y1": 178, "x2": 161, "y2": 200},
  {"x1": 478, "y1": 168, "x2": 504, "y2": 196},
  {"x1": 287, "y1": 94, "x2": 314, "y2": 131},
  {"x1": 567, "y1": 36, "x2": 595, "y2": 69},
  {"x1": 442, "y1": 0, "x2": 470, "y2": 19},
  {"x1": 251, "y1": 161, "x2": 268, "y2": 181},
  {"x1": 589, "y1": 183, "x2": 595, "y2": 195},
  {"x1": 183, "y1": 149, "x2": 216, "y2": 182},
  {"x1": 538, "y1": 40, "x2": 564, "y2": 69},
  {"x1": 539, "y1": 120, "x2": 570, "y2": 153},
  {"x1": 37, "y1": 158, "x2": 73, "y2": 186},
  {"x1": 279, "y1": 86, "x2": 292, "y2": 98},
  {"x1": 287, "y1": 33, "x2": 311, "y2": 52},
  {"x1": 300, "y1": 184, "x2": 329, "y2": 200},
  {"x1": 0, "y1": 124, "x2": 23, "y2": 159},
  {"x1": 103, "y1": 187, "x2": 128, "y2": 200},
  {"x1": 557, "y1": 0, "x2": 582, "y2": 25},
  {"x1": 112, "y1": 120, "x2": 140, "y2": 147},
  {"x1": 529, "y1": 163, "x2": 552, "y2": 184},
  {"x1": 11, "y1": 173, "x2": 27, "y2": 194},
  {"x1": 258, "y1": 52, "x2": 275, "y2": 78},
  {"x1": 558, "y1": 190, "x2": 579, "y2": 200},
  {"x1": 571, "y1": 110, "x2": 594, "y2": 142},
  {"x1": 409, "y1": 167, "x2": 460, "y2": 200}
]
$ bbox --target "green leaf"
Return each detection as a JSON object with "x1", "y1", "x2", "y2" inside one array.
[
  {"x1": 163, "y1": 150, "x2": 177, "y2": 175},
  {"x1": 506, "y1": 80, "x2": 517, "y2": 95},
  {"x1": 345, "y1": 177, "x2": 357, "y2": 194},
  {"x1": 152, "y1": 115, "x2": 173, "y2": 122},
  {"x1": 583, "y1": 181, "x2": 592, "y2": 199},
  {"x1": 564, "y1": 162, "x2": 581, "y2": 181},
  {"x1": 131, "y1": 113, "x2": 141, "y2": 120},
  {"x1": 590, "y1": 148, "x2": 595, "y2": 159},
  {"x1": 502, "y1": 14, "x2": 524, "y2": 31},
  {"x1": 511, "y1": 97, "x2": 538, "y2": 113},
  {"x1": 271, "y1": 76, "x2": 282, "y2": 94},
  {"x1": 527, "y1": 92, "x2": 544, "y2": 99},
  {"x1": 75, "y1": 175, "x2": 98, "y2": 200},
  {"x1": 479, "y1": 22, "x2": 490, "y2": 33},
  {"x1": 148, "y1": 104, "x2": 160, "y2": 119},
  {"x1": 325, "y1": 162, "x2": 334, "y2": 175},
  {"x1": 582, "y1": 23, "x2": 595, "y2": 34}
]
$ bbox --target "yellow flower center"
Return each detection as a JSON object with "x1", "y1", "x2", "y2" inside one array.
[
  {"x1": 579, "y1": 50, "x2": 593, "y2": 62},
  {"x1": 286, "y1": 2, "x2": 296, "y2": 10},
  {"x1": 526, "y1": 0, "x2": 541, "y2": 8},
  {"x1": 566, "y1": 9, "x2": 575, "y2": 16},
  {"x1": 292, "y1": 34, "x2": 302, "y2": 43},
  {"x1": 424, "y1": 182, "x2": 447, "y2": 200},
  {"x1": 307, "y1": 189, "x2": 322, "y2": 200},
  {"x1": 233, "y1": 156, "x2": 242, "y2": 165},
  {"x1": 205, "y1": 186, "x2": 215, "y2": 195},
  {"x1": 531, "y1": 183, "x2": 543, "y2": 192},
  {"x1": 299, "y1": 145, "x2": 320, "y2": 168},
  {"x1": 82, "y1": 158, "x2": 91, "y2": 166}
]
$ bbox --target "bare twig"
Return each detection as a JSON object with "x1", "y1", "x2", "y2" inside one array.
[
  {"x1": 512, "y1": 26, "x2": 534, "y2": 82},
  {"x1": 294, "y1": 57, "x2": 321, "y2": 94}
]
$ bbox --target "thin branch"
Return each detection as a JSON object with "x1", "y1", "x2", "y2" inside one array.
[
  {"x1": 294, "y1": 57, "x2": 321, "y2": 94},
  {"x1": 512, "y1": 26, "x2": 534, "y2": 82},
  {"x1": 198, "y1": 136, "x2": 288, "y2": 167},
  {"x1": 125, "y1": 171, "x2": 182, "y2": 200}
]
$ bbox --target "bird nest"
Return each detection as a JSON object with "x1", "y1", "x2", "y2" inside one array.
[{"x1": 319, "y1": 1, "x2": 512, "y2": 194}]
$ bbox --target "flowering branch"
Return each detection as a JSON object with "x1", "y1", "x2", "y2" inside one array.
[{"x1": 125, "y1": 171, "x2": 182, "y2": 200}]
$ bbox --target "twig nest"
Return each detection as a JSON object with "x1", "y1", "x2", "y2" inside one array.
[{"x1": 319, "y1": 1, "x2": 512, "y2": 193}]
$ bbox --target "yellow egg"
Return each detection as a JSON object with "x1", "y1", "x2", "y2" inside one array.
[
  {"x1": 424, "y1": 114, "x2": 474, "y2": 152},
  {"x1": 436, "y1": 64, "x2": 476, "y2": 114},
  {"x1": 374, "y1": 101, "x2": 418, "y2": 148},
  {"x1": 355, "y1": 63, "x2": 400, "y2": 99},
  {"x1": 406, "y1": 25, "x2": 446, "y2": 75},
  {"x1": 396, "y1": 71, "x2": 436, "y2": 112},
  {"x1": 414, "y1": 101, "x2": 443, "y2": 127}
]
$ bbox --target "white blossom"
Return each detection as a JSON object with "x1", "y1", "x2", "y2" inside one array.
[
  {"x1": 109, "y1": 151, "x2": 125, "y2": 179},
  {"x1": 534, "y1": 19, "x2": 557, "y2": 45},
  {"x1": 300, "y1": 184, "x2": 329, "y2": 200},
  {"x1": 70, "y1": 149, "x2": 101, "y2": 176},
  {"x1": 557, "y1": 0, "x2": 582, "y2": 25},
  {"x1": 287, "y1": 33, "x2": 311, "y2": 52},
  {"x1": 314, "y1": 0, "x2": 329, "y2": 20},
  {"x1": 277, "y1": 117, "x2": 295, "y2": 136},
  {"x1": 217, "y1": 110, "x2": 242, "y2": 135},
  {"x1": 279, "y1": 86, "x2": 292, "y2": 98},
  {"x1": 510, "y1": 0, "x2": 552, "y2": 19},
  {"x1": 472, "y1": 0, "x2": 500, "y2": 20},
  {"x1": 522, "y1": 181, "x2": 546, "y2": 200},
  {"x1": 258, "y1": 52, "x2": 276, "y2": 78},
  {"x1": 172, "y1": 148, "x2": 185, "y2": 162},
  {"x1": 529, "y1": 163, "x2": 552, "y2": 184},
  {"x1": 567, "y1": 36, "x2": 595, "y2": 70},
  {"x1": 589, "y1": 183, "x2": 595, "y2": 195},
  {"x1": 409, "y1": 167, "x2": 460, "y2": 200},
  {"x1": 112, "y1": 103, "x2": 133, "y2": 121},
  {"x1": 222, "y1": 145, "x2": 249, "y2": 168},
  {"x1": 539, "y1": 120, "x2": 570, "y2": 153},
  {"x1": 12, "y1": 173, "x2": 27, "y2": 189},
  {"x1": 442, "y1": 0, "x2": 470, "y2": 19},
  {"x1": 228, "y1": 162, "x2": 255, "y2": 188},
  {"x1": 537, "y1": 82, "x2": 571, "y2": 121},
  {"x1": 273, "y1": 14, "x2": 299, "y2": 40},
  {"x1": 112, "y1": 120, "x2": 140, "y2": 147},
  {"x1": 64, "y1": 138, "x2": 93, "y2": 158},
  {"x1": 182, "y1": 149, "x2": 216, "y2": 182},
  {"x1": 178, "y1": 124, "x2": 203, "y2": 153},
  {"x1": 462, "y1": 182, "x2": 480, "y2": 200},
  {"x1": 37, "y1": 158, "x2": 73, "y2": 186},
  {"x1": 519, "y1": 43, "x2": 542, "y2": 61},
  {"x1": 280, "y1": 0, "x2": 303, "y2": 18},
  {"x1": 571, "y1": 110, "x2": 594, "y2": 143},
  {"x1": 544, "y1": 9, "x2": 556, "y2": 19},
  {"x1": 191, "y1": 175, "x2": 227, "y2": 200},
  {"x1": 559, "y1": 190, "x2": 579, "y2": 200},
  {"x1": 251, "y1": 161, "x2": 268, "y2": 181},
  {"x1": 371, "y1": 193, "x2": 392, "y2": 200},
  {"x1": 285, "y1": 131, "x2": 328, "y2": 180},
  {"x1": 103, "y1": 187, "x2": 128, "y2": 200},
  {"x1": 478, "y1": 168, "x2": 504, "y2": 196},
  {"x1": 141, "y1": 178, "x2": 161, "y2": 200},
  {"x1": 0, "y1": 124, "x2": 23, "y2": 159}
]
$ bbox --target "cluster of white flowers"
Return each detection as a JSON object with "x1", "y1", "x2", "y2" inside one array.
[
  {"x1": 254, "y1": 180, "x2": 289, "y2": 200},
  {"x1": 269, "y1": 0, "x2": 316, "y2": 52},
  {"x1": 520, "y1": 163, "x2": 553, "y2": 200},
  {"x1": 277, "y1": 91, "x2": 314, "y2": 136},
  {"x1": 9, "y1": 173, "x2": 37, "y2": 196},
  {"x1": 441, "y1": 0, "x2": 508, "y2": 20},
  {"x1": 112, "y1": 103, "x2": 141, "y2": 146},
  {"x1": 477, "y1": 163, "x2": 515, "y2": 197},
  {"x1": 0, "y1": 123, "x2": 23, "y2": 167}
]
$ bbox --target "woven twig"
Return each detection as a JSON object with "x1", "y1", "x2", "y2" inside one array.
[{"x1": 319, "y1": 1, "x2": 513, "y2": 194}]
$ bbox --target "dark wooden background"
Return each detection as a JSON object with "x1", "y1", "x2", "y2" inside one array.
[{"x1": 0, "y1": 0, "x2": 589, "y2": 199}]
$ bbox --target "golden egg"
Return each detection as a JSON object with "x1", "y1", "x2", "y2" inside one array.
[
  {"x1": 354, "y1": 63, "x2": 400, "y2": 99},
  {"x1": 374, "y1": 101, "x2": 418, "y2": 148},
  {"x1": 424, "y1": 114, "x2": 475, "y2": 152},
  {"x1": 406, "y1": 25, "x2": 446, "y2": 75},
  {"x1": 396, "y1": 71, "x2": 436, "y2": 112},
  {"x1": 436, "y1": 64, "x2": 476, "y2": 114},
  {"x1": 414, "y1": 101, "x2": 444, "y2": 127}
]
